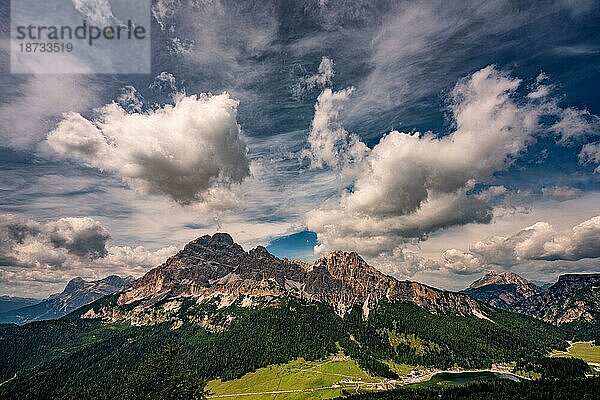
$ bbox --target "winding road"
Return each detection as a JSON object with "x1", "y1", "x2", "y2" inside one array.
[
  {"x1": 0, "y1": 373, "x2": 16, "y2": 387},
  {"x1": 207, "y1": 385, "x2": 337, "y2": 398}
]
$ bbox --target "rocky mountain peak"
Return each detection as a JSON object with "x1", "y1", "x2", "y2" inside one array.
[
  {"x1": 463, "y1": 270, "x2": 541, "y2": 311},
  {"x1": 107, "y1": 233, "x2": 489, "y2": 323},
  {"x1": 98, "y1": 275, "x2": 130, "y2": 287},
  {"x1": 313, "y1": 251, "x2": 380, "y2": 278},
  {"x1": 211, "y1": 232, "x2": 235, "y2": 244},
  {"x1": 248, "y1": 245, "x2": 273, "y2": 259},
  {"x1": 318, "y1": 250, "x2": 367, "y2": 265},
  {"x1": 465, "y1": 271, "x2": 600, "y2": 328},
  {"x1": 513, "y1": 273, "x2": 600, "y2": 325},
  {"x1": 59, "y1": 275, "x2": 132, "y2": 298},
  {"x1": 182, "y1": 233, "x2": 242, "y2": 255},
  {"x1": 468, "y1": 270, "x2": 530, "y2": 289},
  {"x1": 63, "y1": 277, "x2": 87, "y2": 294}
]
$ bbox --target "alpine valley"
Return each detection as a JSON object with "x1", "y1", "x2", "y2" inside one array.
[{"x1": 1, "y1": 233, "x2": 596, "y2": 399}]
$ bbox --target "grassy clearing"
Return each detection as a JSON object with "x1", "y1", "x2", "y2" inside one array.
[
  {"x1": 206, "y1": 357, "x2": 377, "y2": 399},
  {"x1": 383, "y1": 360, "x2": 413, "y2": 376},
  {"x1": 513, "y1": 370, "x2": 542, "y2": 379},
  {"x1": 550, "y1": 342, "x2": 600, "y2": 364}
]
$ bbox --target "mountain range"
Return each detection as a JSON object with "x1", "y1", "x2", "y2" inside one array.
[
  {"x1": 84, "y1": 232, "x2": 488, "y2": 325},
  {"x1": 463, "y1": 270, "x2": 600, "y2": 338},
  {"x1": 81, "y1": 234, "x2": 599, "y2": 338},
  {"x1": 0, "y1": 233, "x2": 595, "y2": 399},
  {"x1": 0, "y1": 275, "x2": 132, "y2": 325}
]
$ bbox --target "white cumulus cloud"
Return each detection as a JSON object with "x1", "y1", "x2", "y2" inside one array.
[
  {"x1": 0, "y1": 74, "x2": 99, "y2": 150},
  {"x1": 303, "y1": 86, "x2": 368, "y2": 169},
  {"x1": 47, "y1": 92, "x2": 250, "y2": 207},
  {"x1": 442, "y1": 216, "x2": 600, "y2": 274},
  {"x1": 0, "y1": 213, "x2": 176, "y2": 296},
  {"x1": 306, "y1": 65, "x2": 600, "y2": 260}
]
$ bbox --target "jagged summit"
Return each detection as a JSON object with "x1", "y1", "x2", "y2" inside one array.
[
  {"x1": 63, "y1": 277, "x2": 87, "y2": 293},
  {"x1": 180, "y1": 232, "x2": 242, "y2": 255},
  {"x1": 468, "y1": 270, "x2": 530, "y2": 289},
  {"x1": 463, "y1": 270, "x2": 540, "y2": 311},
  {"x1": 248, "y1": 245, "x2": 273, "y2": 258},
  {"x1": 90, "y1": 233, "x2": 488, "y2": 324},
  {"x1": 315, "y1": 250, "x2": 371, "y2": 266},
  {"x1": 211, "y1": 232, "x2": 235, "y2": 244},
  {"x1": 62, "y1": 275, "x2": 128, "y2": 295},
  {"x1": 466, "y1": 270, "x2": 600, "y2": 327},
  {"x1": 515, "y1": 273, "x2": 600, "y2": 325},
  {"x1": 313, "y1": 250, "x2": 379, "y2": 275}
]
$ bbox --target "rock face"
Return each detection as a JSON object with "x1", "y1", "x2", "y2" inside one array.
[
  {"x1": 514, "y1": 274, "x2": 600, "y2": 325},
  {"x1": 465, "y1": 271, "x2": 600, "y2": 326},
  {"x1": 107, "y1": 233, "x2": 487, "y2": 323},
  {"x1": 0, "y1": 275, "x2": 132, "y2": 325},
  {"x1": 468, "y1": 270, "x2": 532, "y2": 290},
  {"x1": 463, "y1": 271, "x2": 541, "y2": 310}
]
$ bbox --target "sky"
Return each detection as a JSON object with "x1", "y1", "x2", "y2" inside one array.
[{"x1": 1, "y1": 0, "x2": 600, "y2": 297}]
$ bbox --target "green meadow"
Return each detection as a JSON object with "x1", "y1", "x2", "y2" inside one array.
[
  {"x1": 206, "y1": 357, "x2": 380, "y2": 399},
  {"x1": 550, "y1": 342, "x2": 600, "y2": 364}
]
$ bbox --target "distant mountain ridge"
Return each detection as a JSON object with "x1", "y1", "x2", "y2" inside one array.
[
  {"x1": 0, "y1": 295, "x2": 40, "y2": 314},
  {"x1": 0, "y1": 275, "x2": 132, "y2": 325},
  {"x1": 465, "y1": 270, "x2": 600, "y2": 338},
  {"x1": 514, "y1": 273, "x2": 600, "y2": 325},
  {"x1": 463, "y1": 271, "x2": 542, "y2": 310},
  {"x1": 468, "y1": 270, "x2": 532, "y2": 289}
]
